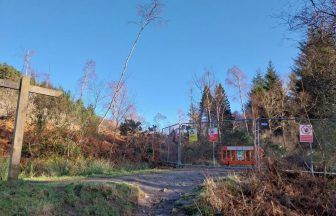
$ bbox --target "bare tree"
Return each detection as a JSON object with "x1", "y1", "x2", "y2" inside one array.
[
  {"x1": 178, "y1": 109, "x2": 187, "y2": 124},
  {"x1": 213, "y1": 84, "x2": 229, "y2": 143},
  {"x1": 22, "y1": 50, "x2": 35, "y2": 76},
  {"x1": 194, "y1": 69, "x2": 216, "y2": 93},
  {"x1": 194, "y1": 70, "x2": 216, "y2": 128},
  {"x1": 188, "y1": 86, "x2": 199, "y2": 124},
  {"x1": 87, "y1": 80, "x2": 107, "y2": 113},
  {"x1": 78, "y1": 60, "x2": 97, "y2": 100},
  {"x1": 39, "y1": 73, "x2": 51, "y2": 88},
  {"x1": 108, "y1": 82, "x2": 135, "y2": 131},
  {"x1": 226, "y1": 66, "x2": 249, "y2": 132},
  {"x1": 98, "y1": 0, "x2": 164, "y2": 130},
  {"x1": 153, "y1": 112, "x2": 167, "y2": 131},
  {"x1": 283, "y1": 0, "x2": 336, "y2": 41}
]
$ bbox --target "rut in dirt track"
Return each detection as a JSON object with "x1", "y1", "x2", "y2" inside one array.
[{"x1": 85, "y1": 168, "x2": 231, "y2": 216}]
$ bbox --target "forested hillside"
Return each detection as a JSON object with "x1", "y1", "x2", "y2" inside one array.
[
  {"x1": 1, "y1": 0, "x2": 336, "y2": 215},
  {"x1": 0, "y1": 63, "x2": 162, "y2": 180}
]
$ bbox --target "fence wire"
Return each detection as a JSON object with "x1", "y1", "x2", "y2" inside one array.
[
  {"x1": 258, "y1": 118, "x2": 336, "y2": 173},
  {"x1": 160, "y1": 118, "x2": 336, "y2": 174}
]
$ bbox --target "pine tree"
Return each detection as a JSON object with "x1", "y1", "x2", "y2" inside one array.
[
  {"x1": 213, "y1": 84, "x2": 233, "y2": 142},
  {"x1": 213, "y1": 84, "x2": 232, "y2": 120},
  {"x1": 292, "y1": 28, "x2": 336, "y2": 118},
  {"x1": 251, "y1": 71, "x2": 266, "y2": 94},
  {"x1": 223, "y1": 93, "x2": 232, "y2": 119},
  {"x1": 199, "y1": 85, "x2": 213, "y2": 126},
  {"x1": 264, "y1": 61, "x2": 279, "y2": 90},
  {"x1": 248, "y1": 71, "x2": 266, "y2": 118}
]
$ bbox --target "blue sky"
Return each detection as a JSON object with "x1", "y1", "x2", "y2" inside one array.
[{"x1": 0, "y1": 0, "x2": 302, "y2": 125}]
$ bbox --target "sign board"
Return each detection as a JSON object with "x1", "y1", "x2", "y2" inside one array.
[
  {"x1": 237, "y1": 150, "x2": 244, "y2": 161},
  {"x1": 260, "y1": 121, "x2": 269, "y2": 128},
  {"x1": 189, "y1": 128, "x2": 198, "y2": 142},
  {"x1": 208, "y1": 128, "x2": 218, "y2": 142},
  {"x1": 223, "y1": 146, "x2": 254, "y2": 151},
  {"x1": 300, "y1": 124, "x2": 313, "y2": 143}
]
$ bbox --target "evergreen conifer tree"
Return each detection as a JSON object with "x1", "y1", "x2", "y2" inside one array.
[{"x1": 291, "y1": 28, "x2": 336, "y2": 118}]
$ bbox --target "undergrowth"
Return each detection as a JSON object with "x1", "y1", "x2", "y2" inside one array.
[
  {"x1": 0, "y1": 156, "x2": 154, "y2": 179},
  {"x1": 0, "y1": 180, "x2": 141, "y2": 216},
  {"x1": 191, "y1": 160, "x2": 336, "y2": 216}
]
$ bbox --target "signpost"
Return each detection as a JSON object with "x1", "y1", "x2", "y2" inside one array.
[
  {"x1": 188, "y1": 128, "x2": 197, "y2": 142},
  {"x1": 208, "y1": 127, "x2": 218, "y2": 166},
  {"x1": 300, "y1": 124, "x2": 313, "y2": 143},
  {"x1": 0, "y1": 76, "x2": 62, "y2": 180},
  {"x1": 299, "y1": 124, "x2": 314, "y2": 173},
  {"x1": 208, "y1": 128, "x2": 218, "y2": 142}
]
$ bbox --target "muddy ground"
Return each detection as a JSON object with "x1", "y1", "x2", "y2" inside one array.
[{"x1": 86, "y1": 168, "x2": 233, "y2": 216}]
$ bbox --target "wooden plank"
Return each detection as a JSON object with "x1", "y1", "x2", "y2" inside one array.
[
  {"x1": 8, "y1": 76, "x2": 30, "y2": 180},
  {"x1": 0, "y1": 79, "x2": 20, "y2": 90},
  {"x1": 30, "y1": 85, "x2": 62, "y2": 97}
]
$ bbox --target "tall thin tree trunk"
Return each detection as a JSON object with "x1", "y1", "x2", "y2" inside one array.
[
  {"x1": 98, "y1": 24, "x2": 147, "y2": 130},
  {"x1": 237, "y1": 79, "x2": 249, "y2": 133}
]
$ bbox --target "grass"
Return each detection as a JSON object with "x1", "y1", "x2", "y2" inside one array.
[
  {"x1": 4, "y1": 156, "x2": 164, "y2": 179},
  {"x1": 0, "y1": 180, "x2": 141, "y2": 216},
  {"x1": 0, "y1": 157, "x2": 164, "y2": 215}
]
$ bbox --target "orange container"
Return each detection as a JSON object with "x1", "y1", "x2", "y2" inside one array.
[{"x1": 219, "y1": 146, "x2": 263, "y2": 166}]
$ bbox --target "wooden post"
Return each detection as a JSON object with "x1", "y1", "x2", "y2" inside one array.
[
  {"x1": 8, "y1": 76, "x2": 30, "y2": 180},
  {"x1": 0, "y1": 76, "x2": 62, "y2": 181}
]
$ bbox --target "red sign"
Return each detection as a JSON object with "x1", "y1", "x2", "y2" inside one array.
[
  {"x1": 208, "y1": 128, "x2": 218, "y2": 142},
  {"x1": 300, "y1": 125, "x2": 313, "y2": 143}
]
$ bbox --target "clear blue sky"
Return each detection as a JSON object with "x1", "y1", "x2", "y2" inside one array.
[{"x1": 0, "y1": 0, "x2": 302, "y2": 125}]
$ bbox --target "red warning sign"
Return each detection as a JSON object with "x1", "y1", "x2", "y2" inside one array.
[
  {"x1": 300, "y1": 124, "x2": 313, "y2": 143},
  {"x1": 208, "y1": 128, "x2": 219, "y2": 142}
]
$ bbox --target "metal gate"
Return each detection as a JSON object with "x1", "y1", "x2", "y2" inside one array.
[{"x1": 160, "y1": 118, "x2": 336, "y2": 174}]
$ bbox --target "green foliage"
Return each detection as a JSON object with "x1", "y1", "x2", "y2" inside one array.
[
  {"x1": 251, "y1": 71, "x2": 266, "y2": 94},
  {"x1": 264, "y1": 61, "x2": 279, "y2": 90},
  {"x1": 311, "y1": 120, "x2": 336, "y2": 172},
  {"x1": 0, "y1": 157, "x2": 8, "y2": 180},
  {"x1": 119, "y1": 119, "x2": 142, "y2": 136},
  {"x1": 248, "y1": 61, "x2": 283, "y2": 119},
  {"x1": 198, "y1": 84, "x2": 232, "y2": 127},
  {"x1": 222, "y1": 128, "x2": 254, "y2": 146},
  {"x1": 292, "y1": 28, "x2": 336, "y2": 118},
  {"x1": 199, "y1": 85, "x2": 213, "y2": 122},
  {"x1": 0, "y1": 180, "x2": 139, "y2": 215},
  {"x1": 214, "y1": 83, "x2": 232, "y2": 119},
  {"x1": 0, "y1": 63, "x2": 22, "y2": 81}
]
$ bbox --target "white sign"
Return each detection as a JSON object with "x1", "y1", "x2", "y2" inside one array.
[
  {"x1": 300, "y1": 124, "x2": 313, "y2": 143},
  {"x1": 237, "y1": 150, "x2": 244, "y2": 161}
]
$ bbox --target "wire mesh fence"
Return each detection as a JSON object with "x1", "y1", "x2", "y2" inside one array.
[
  {"x1": 160, "y1": 119, "x2": 255, "y2": 167},
  {"x1": 160, "y1": 124, "x2": 180, "y2": 164},
  {"x1": 257, "y1": 118, "x2": 336, "y2": 173},
  {"x1": 160, "y1": 118, "x2": 336, "y2": 174}
]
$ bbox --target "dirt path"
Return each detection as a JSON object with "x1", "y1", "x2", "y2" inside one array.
[{"x1": 85, "y1": 168, "x2": 230, "y2": 216}]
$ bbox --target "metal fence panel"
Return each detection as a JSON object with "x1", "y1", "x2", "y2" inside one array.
[
  {"x1": 160, "y1": 118, "x2": 336, "y2": 173},
  {"x1": 257, "y1": 118, "x2": 336, "y2": 173}
]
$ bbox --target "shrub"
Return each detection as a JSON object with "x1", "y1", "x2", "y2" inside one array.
[{"x1": 0, "y1": 157, "x2": 8, "y2": 180}]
